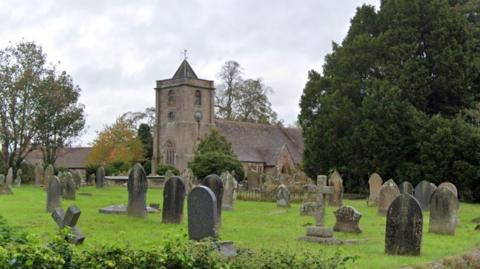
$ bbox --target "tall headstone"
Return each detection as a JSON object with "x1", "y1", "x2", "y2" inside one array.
[
  {"x1": 429, "y1": 187, "x2": 459, "y2": 235},
  {"x1": 300, "y1": 183, "x2": 319, "y2": 216},
  {"x1": 34, "y1": 164, "x2": 44, "y2": 186},
  {"x1": 221, "y1": 171, "x2": 237, "y2": 210},
  {"x1": 378, "y1": 179, "x2": 400, "y2": 215},
  {"x1": 96, "y1": 166, "x2": 105, "y2": 188},
  {"x1": 202, "y1": 174, "x2": 223, "y2": 223},
  {"x1": 333, "y1": 206, "x2": 362, "y2": 233},
  {"x1": 0, "y1": 175, "x2": 13, "y2": 195},
  {"x1": 399, "y1": 181, "x2": 413, "y2": 195},
  {"x1": 276, "y1": 184, "x2": 290, "y2": 207},
  {"x1": 162, "y1": 176, "x2": 186, "y2": 224},
  {"x1": 72, "y1": 170, "x2": 82, "y2": 189},
  {"x1": 13, "y1": 169, "x2": 22, "y2": 187},
  {"x1": 6, "y1": 168, "x2": 13, "y2": 187},
  {"x1": 188, "y1": 186, "x2": 218, "y2": 240},
  {"x1": 367, "y1": 173, "x2": 383, "y2": 206},
  {"x1": 63, "y1": 172, "x2": 76, "y2": 200},
  {"x1": 180, "y1": 168, "x2": 194, "y2": 194},
  {"x1": 414, "y1": 180, "x2": 437, "y2": 211},
  {"x1": 328, "y1": 171, "x2": 343, "y2": 207},
  {"x1": 438, "y1": 182, "x2": 458, "y2": 197},
  {"x1": 127, "y1": 163, "x2": 148, "y2": 218},
  {"x1": 385, "y1": 194, "x2": 423, "y2": 256},
  {"x1": 46, "y1": 176, "x2": 62, "y2": 213},
  {"x1": 44, "y1": 165, "x2": 54, "y2": 191},
  {"x1": 0, "y1": 175, "x2": 4, "y2": 185}
]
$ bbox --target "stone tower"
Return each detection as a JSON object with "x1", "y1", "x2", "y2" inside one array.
[{"x1": 152, "y1": 60, "x2": 215, "y2": 174}]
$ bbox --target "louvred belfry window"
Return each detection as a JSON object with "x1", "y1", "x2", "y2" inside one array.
[{"x1": 165, "y1": 141, "x2": 176, "y2": 166}]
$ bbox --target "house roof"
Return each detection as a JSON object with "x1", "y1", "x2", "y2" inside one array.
[
  {"x1": 25, "y1": 147, "x2": 91, "y2": 169},
  {"x1": 172, "y1": 60, "x2": 198, "y2": 79},
  {"x1": 215, "y1": 120, "x2": 304, "y2": 166}
]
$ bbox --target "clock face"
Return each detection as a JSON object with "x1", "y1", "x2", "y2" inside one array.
[{"x1": 194, "y1": 111, "x2": 203, "y2": 122}]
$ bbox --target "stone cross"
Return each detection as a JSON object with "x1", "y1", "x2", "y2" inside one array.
[
  {"x1": 316, "y1": 175, "x2": 334, "y2": 227},
  {"x1": 51, "y1": 205, "x2": 85, "y2": 244}
]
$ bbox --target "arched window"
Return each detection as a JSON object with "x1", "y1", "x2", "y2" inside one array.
[
  {"x1": 168, "y1": 90, "x2": 175, "y2": 106},
  {"x1": 165, "y1": 141, "x2": 176, "y2": 166},
  {"x1": 195, "y1": 90, "x2": 202, "y2": 105},
  {"x1": 168, "y1": 111, "x2": 176, "y2": 122}
]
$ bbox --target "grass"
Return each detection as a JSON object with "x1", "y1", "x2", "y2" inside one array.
[{"x1": 0, "y1": 185, "x2": 479, "y2": 269}]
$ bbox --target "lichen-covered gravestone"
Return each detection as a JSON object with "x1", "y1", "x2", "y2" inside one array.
[
  {"x1": 6, "y1": 168, "x2": 13, "y2": 187},
  {"x1": 13, "y1": 169, "x2": 22, "y2": 187},
  {"x1": 300, "y1": 183, "x2": 319, "y2": 216},
  {"x1": 429, "y1": 187, "x2": 459, "y2": 235},
  {"x1": 202, "y1": 174, "x2": 224, "y2": 223},
  {"x1": 378, "y1": 179, "x2": 400, "y2": 215},
  {"x1": 276, "y1": 184, "x2": 290, "y2": 207},
  {"x1": 333, "y1": 206, "x2": 362, "y2": 233},
  {"x1": 63, "y1": 172, "x2": 76, "y2": 200},
  {"x1": 414, "y1": 180, "x2": 437, "y2": 211},
  {"x1": 367, "y1": 173, "x2": 383, "y2": 206},
  {"x1": 438, "y1": 182, "x2": 458, "y2": 197},
  {"x1": 328, "y1": 171, "x2": 343, "y2": 207},
  {"x1": 188, "y1": 186, "x2": 218, "y2": 240},
  {"x1": 162, "y1": 176, "x2": 186, "y2": 224},
  {"x1": 34, "y1": 164, "x2": 44, "y2": 186},
  {"x1": 44, "y1": 165, "x2": 54, "y2": 191},
  {"x1": 127, "y1": 164, "x2": 148, "y2": 218},
  {"x1": 72, "y1": 170, "x2": 82, "y2": 190},
  {"x1": 96, "y1": 166, "x2": 105, "y2": 188},
  {"x1": 399, "y1": 181, "x2": 413, "y2": 195},
  {"x1": 180, "y1": 168, "x2": 194, "y2": 194},
  {"x1": 385, "y1": 193, "x2": 423, "y2": 256},
  {"x1": 46, "y1": 176, "x2": 62, "y2": 213},
  {"x1": 221, "y1": 171, "x2": 237, "y2": 210}
]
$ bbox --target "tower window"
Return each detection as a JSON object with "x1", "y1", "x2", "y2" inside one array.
[
  {"x1": 165, "y1": 141, "x2": 176, "y2": 166},
  {"x1": 168, "y1": 111, "x2": 176, "y2": 122},
  {"x1": 195, "y1": 90, "x2": 202, "y2": 105},
  {"x1": 168, "y1": 90, "x2": 175, "y2": 106}
]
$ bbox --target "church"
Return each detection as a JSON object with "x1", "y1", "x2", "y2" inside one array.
[{"x1": 151, "y1": 60, "x2": 304, "y2": 176}]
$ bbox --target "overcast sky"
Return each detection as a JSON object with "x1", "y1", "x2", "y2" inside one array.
[{"x1": 0, "y1": 0, "x2": 379, "y2": 146}]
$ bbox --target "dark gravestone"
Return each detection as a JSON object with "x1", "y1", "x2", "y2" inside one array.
[
  {"x1": 127, "y1": 163, "x2": 148, "y2": 218},
  {"x1": 438, "y1": 182, "x2": 458, "y2": 197},
  {"x1": 429, "y1": 187, "x2": 459, "y2": 235},
  {"x1": 96, "y1": 166, "x2": 105, "y2": 188},
  {"x1": 202, "y1": 174, "x2": 223, "y2": 223},
  {"x1": 188, "y1": 186, "x2": 218, "y2": 240},
  {"x1": 51, "y1": 205, "x2": 85, "y2": 244},
  {"x1": 46, "y1": 176, "x2": 62, "y2": 213},
  {"x1": 385, "y1": 194, "x2": 423, "y2": 256},
  {"x1": 333, "y1": 206, "x2": 362, "y2": 233},
  {"x1": 399, "y1": 181, "x2": 413, "y2": 195},
  {"x1": 162, "y1": 176, "x2": 186, "y2": 224},
  {"x1": 63, "y1": 173, "x2": 76, "y2": 200},
  {"x1": 414, "y1": 180, "x2": 437, "y2": 211}
]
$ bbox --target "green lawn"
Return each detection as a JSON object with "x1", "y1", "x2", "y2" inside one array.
[{"x1": 0, "y1": 185, "x2": 479, "y2": 269}]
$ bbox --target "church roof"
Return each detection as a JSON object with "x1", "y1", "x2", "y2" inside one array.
[
  {"x1": 172, "y1": 60, "x2": 198, "y2": 79},
  {"x1": 215, "y1": 120, "x2": 304, "y2": 166},
  {"x1": 25, "y1": 147, "x2": 92, "y2": 169}
]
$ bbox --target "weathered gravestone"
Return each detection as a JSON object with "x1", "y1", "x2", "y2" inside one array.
[
  {"x1": 221, "y1": 171, "x2": 237, "y2": 210},
  {"x1": 0, "y1": 175, "x2": 4, "y2": 185},
  {"x1": 165, "y1": 170, "x2": 174, "y2": 181},
  {"x1": 300, "y1": 183, "x2": 319, "y2": 216},
  {"x1": 202, "y1": 174, "x2": 223, "y2": 223},
  {"x1": 333, "y1": 206, "x2": 362, "y2": 233},
  {"x1": 438, "y1": 182, "x2": 458, "y2": 197},
  {"x1": 181, "y1": 168, "x2": 194, "y2": 194},
  {"x1": 88, "y1": 173, "x2": 96, "y2": 184},
  {"x1": 127, "y1": 164, "x2": 148, "y2": 218},
  {"x1": 328, "y1": 171, "x2": 343, "y2": 207},
  {"x1": 378, "y1": 179, "x2": 400, "y2": 216},
  {"x1": 72, "y1": 170, "x2": 82, "y2": 190},
  {"x1": 34, "y1": 164, "x2": 44, "y2": 186},
  {"x1": 188, "y1": 186, "x2": 218, "y2": 240},
  {"x1": 62, "y1": 172, "x2": 76, "y2": 200},
  {"x1": 414, "y1": 180, "x2": 437, "y2": 211},
  {"x1": 385, "y1": 194, "x2": 423, "y2": 256},
  {"x1": 399, "y1": 181, "x2": 414, "y2": 195},
  {"x1": 247, "y1": 170, "x2": 261, "y2": 190},
  {"x1": 46, "y1": 176, "x2": 62, "y2": 213},
  {"x1": 51, "y1": 205, "x2": 85, "y2": 244},
  {"x1": 6, "y1": 168, "x2": 13, "y2": 187},
  {"x1": 96, "y1": 166, "x2": 106, "y2": 188},
  {"x1": 429, "y1": 187, "x2": 459, "y2": 235},
  {"x1": 0, "y1": 175, "x2": 13, "y2": 195},
  {"x1": 367, "y1": 173, "x2": 383, "y2": 206},
  {"x1": 13, "y1": 169, "x2": 22, "y2": 187},
  {"x1": 162, "y1": 176, "x2": 186, "y2": 224},
  {"x1": 276, "y1": 184, "x2": 290, "y2": 207},
  {"x1": 44, "y1": 165, "x2": 54, "y2": 191}
]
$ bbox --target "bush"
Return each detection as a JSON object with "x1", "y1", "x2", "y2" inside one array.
[
  {"x1": 157, "y1": 164, "x2": 179, "y2": 176},
  {"x1": 189, "y1": 151, "x2": 245, "y2": 181},
  {"x1": 18, "y1": 162, "x2": 35, "y2": 184}
]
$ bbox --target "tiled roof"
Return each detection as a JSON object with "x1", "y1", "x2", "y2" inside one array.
[
  {"x1": 172, "y1": 60, "x2": 198, "y2": 79},
  {"x1": 25, "y1": 147, "x2": 91, "y2": 169}
]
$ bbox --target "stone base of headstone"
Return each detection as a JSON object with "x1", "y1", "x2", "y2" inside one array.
[
  {"x1": 217, "y1": 240, "x2": 237, "y2": 257},
  {"x1": 333, "y1": 223, "x2": 362, "y2": 233},
  {"x1": 78, "y1": 192, "x2": 93, "y2": 196},
  {"x1": 306, "y1": 226, "x2": 333, "y2": 237},
  {"x1": 222, "y1": 205, "x2": 233, "y2": 211},
  {"x1": 300, "y1": 202, "x2": 319, "y2": 216},
  {"x1": 299, "y1": 226, "x2": 366, "y2": 245},
  {"x1": 0, "y1": 185, "x2": 13, "y2": 195},
  {"x1": 99, "y1": 205, "x2": 159, "y2": 214}
]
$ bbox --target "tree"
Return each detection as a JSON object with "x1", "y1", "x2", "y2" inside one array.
[
  {"x1": 120, "y1": 107, "x2": 155, "y2": 129},
  {"x1": 137, "y1": 123, "x2": 153, "y2": 159},
  {"x1": 216, "y1": 60, "x2": 243, "y2": 120}
]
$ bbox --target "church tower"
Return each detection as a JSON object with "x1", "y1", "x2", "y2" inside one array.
[{"x1": 152, "y1": 60, "x2": 215, "y2": 174}]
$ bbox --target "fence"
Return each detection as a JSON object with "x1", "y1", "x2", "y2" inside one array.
[{"x1": 237, "y1": 190, "x2": 304, "y2": 203}]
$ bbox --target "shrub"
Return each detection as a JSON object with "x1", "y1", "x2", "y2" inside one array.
[
  {"x1": 157, "y1": 164, "x2": 179, "y2": 176},
  {"x1": 189, "y1": 151, "x2": 244, "y2": 181}
]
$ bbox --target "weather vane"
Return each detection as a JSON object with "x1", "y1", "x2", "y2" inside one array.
[{"x1": 183, "y1": 49, "x2": 188, "y2": 60}]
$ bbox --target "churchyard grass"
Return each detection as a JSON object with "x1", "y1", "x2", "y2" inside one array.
[{"x1": 0, "y1": 185, "x2": 479, "y2": 269}]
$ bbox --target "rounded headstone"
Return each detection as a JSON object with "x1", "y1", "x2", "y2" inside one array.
[
  {"x1": 328, "y1": 171, "x2": 343, "y2": 207},
  {"x1": 127, "y1": 164, "x2": 148, "y2": 218},
  {"x1": 399, "y1": 181, "x2": 413, "y2": 195},
  {"x1": 44, "y1": 165, "x2": 55, "y2": 191},
  {"x1": 34, "y1": 164, "x2": 44, "y2": 186},
  {"x1": 438, "y1": 182, "x2": 458, "y2": 197},
  {"x1": 46, "y1": 176, "x2": 62, "y2": 213},
  {"x1": 378, "y1": 179, "x2": 400, "y2": 215},
  {"x1": 96, "y1": 166, "x2": 106, "y2": 188},
  {"x1": 333, "y1": 206, "x2": 362, "y2": 233},
  {"x1": 368, "y1": 173, "x2": 383, "y2": 206},
  {"x1": 188, "y1": 186, "x2": 218, "y2": 240},
  {"x1": 276, "y1": 184, "x2": 290, "y2": 207},
  {"x1": 429, "y1": 187, "x2": 459, "y2": 235},
  {"x1": 202, "y1": 174, "x2": 223, "y2": 222},
  {"x1": 414, "y1": 180, "x2": 437, "y2": 211},
  {"x1": 6, "y1": 168, "x2": 13, "y2": 187},
  {"x1": 63, "y1": 172, "x2": 76, "y2": 200},
  {"x1": 221, "y1": 171, "x2": 237, "y2": 211},
  {"x1": 162, "y1": 176, "x2": 186, "y2": 224},
  {"x1": 180, "y1": 168, "x2": 194, "y2": 194}
]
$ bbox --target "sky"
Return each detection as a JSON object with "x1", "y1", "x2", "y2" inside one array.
[{"x1": 0, "y1": 0, "x2": 380, "y2": 146}]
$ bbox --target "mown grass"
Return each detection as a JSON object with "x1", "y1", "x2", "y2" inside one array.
[{"x1": 0, "y1": 185, "x2": 479, "y2": 269}]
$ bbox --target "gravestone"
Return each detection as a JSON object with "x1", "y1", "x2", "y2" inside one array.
[
  {"x1": 188, "y1": 186, "x2": 218, "y2": 240},
  {"x1": 378, "y1": 179, "x2": 400, "y2": 215},
  {"x1": 276, "y1": 184, "x2": 290, "y2": 207},
  {"x1": 247, "y1": 170, "x2": 261, "y2": 190},
  {"x1": 46, "y1": 176, "x2": 62, "y2": 213},
  {"x1": 88, "y1": 173, "x2": 96, "y2": 184},
  {"x1": 414, "y1": 180, "x2": 437, "y2": 211},
  {"x1": 44, "y1": 165, "x2": 54, "y2": 191},
  {"x1": 72, "y1": 170, "x2": 82, "y2": 189},
  {"x1": 0, "y1": 175, "x2": 13, "y2": 195},
  {"x1": 438, "y1": 182, "x2": 458, "y2": 197},
  {"x1": 51, "y1": 205, "x2": 85, "y2": 244},
  {"x1": 63, "y1": 172, "x2": 76, "y2": 200},
  {"x1": 181, "y1": 168, "x2": 194, "y2": 194},
  {"x1": 96, "y1": 166, "x2": 105, "y2": 188},
  {"x1": 300, "y1": 183, "x2": 319, "y2": 216},
  {"x1": 99, "y1": 204, "x2": 158, "y2": 214},
  {"x1": 165, "y1": 170, "x2": 174, "y2": 181},
  {"x1": 385, "y1": 193, "x2": 423, "y2": 256},
  {"x1": 367, "y1": 173, "x2": 383, "y2": 206},
  {"x1": 221, "y1": 171, "x2": 237, "y2": 210},
  {"x1": 328, "y1": 171, "x2": 343, "y2": 207},
  {"x1": 202, "y1": 174, "x2": 223, "y2": 223},
  {"x1": 429, "y1": 187, "x2": 459, "y2": 235},
  {"x1": 13, "y1": 169, "x2": 22, "y2": 187},
  {"x1": 399, "y1": 181, "x2": 413, "y2": 195},
  {"x1": 0, "y1": 175, "x2": 4, "y2": 185},
  {"x1": 6, "y1": 168, "x2": 13, "y2": 187},
  {"x1": 127, "y1": 163, "x2": 148, "y2": 218},
  {"x1": 162, "y1": 176, "x2": 186, "y2": 224},
  {"x1": 34, "y1": 164, "x2": 44, "y2": 186},
  {"x1": 333, "y1": 206, "x2": 362, "y2": 233}
]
